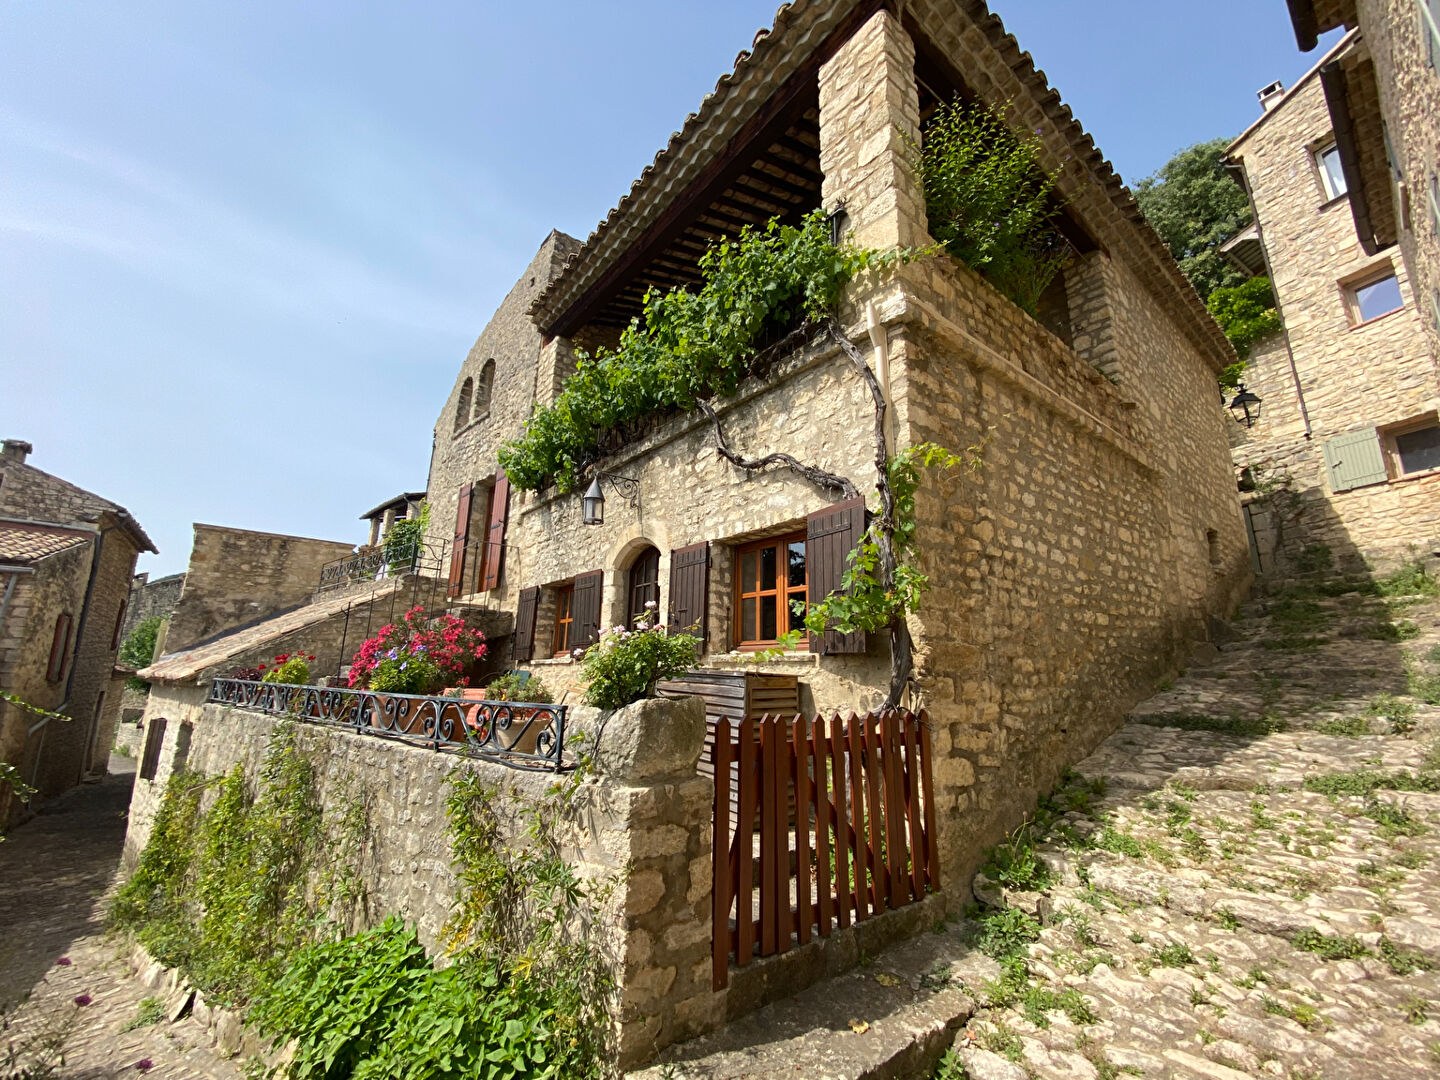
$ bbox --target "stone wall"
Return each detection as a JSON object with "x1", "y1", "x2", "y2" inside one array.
[
  {"x1": 164, "y1": 525, "x2": 356, "y2": 654},
  {"x1": 1229, "y1": 59, "x2": 1440, "y2": 574},
  {"x1": 122, "y1": 688, "x2": 716, "y2": 1069},
  {"x1": 121, "y1": 572, "x2": 186, "y2": 643}
]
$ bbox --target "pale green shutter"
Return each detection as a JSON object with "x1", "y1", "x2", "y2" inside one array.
[{"x1": 1323, "y1": 428, "x2": 1388, "y2": 491}]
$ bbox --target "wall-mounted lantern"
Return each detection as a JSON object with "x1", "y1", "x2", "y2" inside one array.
[
  {"x1": 1227, "y1": 384, "x2": 1263, "y2": 429},
  {"x1": 580, "y1": 473, "x2": 641, "y2": 526}
]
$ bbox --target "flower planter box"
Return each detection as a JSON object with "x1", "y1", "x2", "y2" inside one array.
[{"x1": 444, "y1": 687, "x2": 546, "y2": 755}]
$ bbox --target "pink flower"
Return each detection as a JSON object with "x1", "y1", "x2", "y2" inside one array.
[
  {"x1": 55, "y1": 957, "x2": 72, "y2": 967},
  {"x1": 135, "y1": 1060, "x2": 154, "y2": 1072},
  {"x1": 74, "y1": 994, "x2": 92, "y2": 1006}
]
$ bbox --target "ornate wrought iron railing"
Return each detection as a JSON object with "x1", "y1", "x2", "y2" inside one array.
[
  {"x1": 318, "y1": 539, "x2": 450, "y2": 592},
  {"x1": 208, "y1": 678, "x2": 568, "y2": 771}
]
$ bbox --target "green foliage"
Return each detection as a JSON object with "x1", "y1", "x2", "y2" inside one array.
[
  {"x1": 932, "y1": 1049, "x2": 972, "y2": 1079},
  {"x1": 108, "y1": 727, "x2": 361, "y2": 1006},
  {"x1": 577, "y1": 613, "x2": 699, "y2": 711},
  {"x1": 499, "y1": 211, "x2": 894, "y2": 493},
  {"x1": 1303, "y1": 770, "x2": 1440, "y2": 797},
  {"x1": 983, "y1": 826, "x2": 1051, "y2": 892},
  {"x1": 1148, "y1": 943, "x2": 1196, "y2": 968},
  {"x1": 1375, "y1": 560, "x2": 1440, "y2": 598},
  {"x1": 121, "y1": 997, "x2": 166, "y2": 1032},
  {"x1": 119, "y1": 615, "x2": 164, "y2": 692},
  {"x1": 383, "y1": 503, "x2": 430, "y2": 573},
  {"x1": 1292, "y1": 930, "x2": 1371, "y2": 961},
  {"x1": 1133, "y1": 138, "x2": 1252, "y2": 301},
  {"x1": 1314, "y1": 715, "x2": 1372, "y2": 737},
  {"x1": 0, "y1": 758, "x2": 36, "y2": 812},
  {"x1": 1134, "y1": 712, "x2": 1287, "y2": 737},
  {"x1": 982, "y1": 956, "x2": 1096, "y2": 1028},
  {"x1": 802, "y1": 443, "x2": 976, "y2": 638},
  {"x1": 968, "y1": 907, "x2": 1041, "y2": 961},
  {"x1": 1206, "y1": 276, "x2": 1282, "y2": 365},
  {"x1": 261, "y1": 654, "x2": 312, "y2": 686},
  {"x1": 1381, "y1": 937, "x2": 1434, "y2": 976},
  {"x1": 482, "y1": 671, "x2": 554, "y2": 704},
  {"x1": 918, "y1": 98, "x2": 1071, "y2": 314}
]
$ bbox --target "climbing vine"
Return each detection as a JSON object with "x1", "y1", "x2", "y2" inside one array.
[{"x1": 498, "y1": 210, "x2": 897, "y2": 493}]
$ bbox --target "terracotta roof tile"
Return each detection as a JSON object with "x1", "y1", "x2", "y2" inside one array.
[{"x1": 0, "y1": 523, "x2": 92, "y2": 565}]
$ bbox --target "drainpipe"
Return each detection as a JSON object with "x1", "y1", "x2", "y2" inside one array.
[{"x1": 1226, "y1": 161, "x2": 1312, "y2": 439}]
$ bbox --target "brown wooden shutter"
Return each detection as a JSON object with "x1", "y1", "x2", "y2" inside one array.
[
  {"x1": 806, "y1": 498, "x2": 868, "y2": 655},
  {"x1": 46, "y1": 612, "x2": 73, "y2": 683},
  {"x1": 512, "y1": 586, "x2": 540, "y2": 661},
  {"x1": 481, "y1": 472, "x2": 510, "y2": 592},
  {"x1": 667, "y1": 542, "x2": 710, "y2": 643},
  {"x1": 139, "y1": 717, "x2": 167, "y2": 781},
  {"x1": 571, "y1": 571, "x2": 604, "y2": 649},
  {"x1": 111, "y1": 601, "x2": 127, "y2": 650},
  {"x1": 447, "y1": 483, "x2": 473, "y2": 598}
]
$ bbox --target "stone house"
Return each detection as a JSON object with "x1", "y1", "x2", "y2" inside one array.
[
  {"x1": 1225, "y1": 27, "x2": 1440, "y2": 575},
  {"x1": 0, "y1": 439, "x2": 156, "y2": 824},
  {"x1": 423, "y1": 0, "x2": 1252, "y2": 892},
  {"x1": 359, "y1": 491, "x2": 427, "y2": 549}
]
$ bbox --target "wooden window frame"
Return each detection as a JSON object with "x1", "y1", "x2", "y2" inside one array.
[
  {"x1": 111, "y1": 600, "x2": 127, "y2": 650},
  {"x1": 46, "y1": 612, "x2": 74, "y2": 684},
  {"x1": 732, "y1": 531, "x2": 808, "y2": 650},
  {"x1": 1341, "y1": 262, "x2": 1404, "y2": 328},
  {"x1": 1313, "y1": 138, "x2": 1348, "y2": 203},
  {"x1": 1380, "y1": 412, "x2": 1440, "y2": 481},
  {"x1": 626, "y1": 547, "x2": 661, "y2": 625},
  {"x1": 552, "y1": 584, "x2": 576, "y2": 657}
]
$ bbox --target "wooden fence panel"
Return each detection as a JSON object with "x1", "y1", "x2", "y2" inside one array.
[{"x1": 712, "y1": 709, "x2": 936, "y2": 988}]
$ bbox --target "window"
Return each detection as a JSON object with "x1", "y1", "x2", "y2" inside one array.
[
  {"x1": 1345, "y1": 267, "x2": 1404, "y2": 325},
  {"x1": 1425, "y1": 0, "x2": 1440, "y2": 68},
  {"x1": 474, "y1": 360, "x2": 495, "y2": 420},
  {"x1": 626, "y1": 546, "x2": 660, "y2": 624},
  {"x1": 734, "y1": 532, "x2": 807, "y2": 647},
  {"x1": 1385, "y1": 414, "x2": 1440, "y2": 478},
  {"x1": 1315, "y1": 141, "x2": 1348, "y2": 201},
  {"x1": 46, "y1": 612, "x2": 73, "y2": 683},
  {"x1": 454, "y1": 377, "x2": 473, "y2": 433},
  {"x1": 552, "y1": 584, "x2": 575, "y2": 656}
]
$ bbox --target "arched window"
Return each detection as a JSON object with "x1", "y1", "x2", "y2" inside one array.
[
  {"x1": 627, "y1": 546, "x2": 661, "y2": 625},
  {"x1": 475, "y1": 359, "x2": 496, "y2": 419},
  {"x1": 454, "y1": 377, "x2": 473, "y2": 432}
]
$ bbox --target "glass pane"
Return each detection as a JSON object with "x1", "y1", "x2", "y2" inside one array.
[
  {"x1": 788, "y1": 592, "x2": 807, "y2": 634},
  {"x1": 787, "y1": 541, "x2": 806, "y2": 588},
  {"x1": 761, "y1": 545, "x2": 778, "y2": 592},
  {"x1": 760, "y1": 595, "x2": 777, "y2": 641},
  {"x1": 1319, "y1": 145, "x2": 1347, "y2": 198},
  {"x1": 741, "y1": 551, "x2": 758, "y2": 592},
  {"x1": 741, "y1": 597, "x2": 756, "y2": 642},
  {"x1": 1354, "y1": 274, "x2": 1403, "y2": 322},
  {"x1": 1396, "y1": 425, "x2": 1440, "y2": 475}
]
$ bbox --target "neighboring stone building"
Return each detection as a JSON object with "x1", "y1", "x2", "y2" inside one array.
[
  {"x1": 1225, "y1": 29, "x2": 1440, "y2": 575},
  {"x1": 359, "y1": 491, "x2": 426, "y2": 548},
  {"x1": 424, "y1": 0, "x2": 1251, "y2": 914},
  {"x1": 0, "y1": 439, "x2": 156, "y2": 824},
  {"x1": 1284, "y1": 0, "x2": 1440, "y2": 366},
  {"x1": 120, "y1": 571, "x2": 186, "y2": 644}
]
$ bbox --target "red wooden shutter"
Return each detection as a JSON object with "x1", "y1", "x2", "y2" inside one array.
[
  {"x1": 667, "y1": 542, "x2": 710, "y2": 643},
  {"x1": 482, "y1": 472, "x2": 510, "y2": 592},
  {"x1": 512, "y1": 587, "x2": 540, "y2": 661},
  {"x1": 46, "y1": 612, "x2": 73, "y2": 683},
  {"x1": 806, "y1": 498, "x2": 868, "y2": 655},
  {"x1": 571, "y1": 571, "x2": 604, "y2": 649},
  {"x1": 447, "y1": 483, "x2": 473, "y2": 598}
]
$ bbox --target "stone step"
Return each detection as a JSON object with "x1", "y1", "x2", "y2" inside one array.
[{"x1": 626, "y1": 923, "x2": 996, "y2": 1080}]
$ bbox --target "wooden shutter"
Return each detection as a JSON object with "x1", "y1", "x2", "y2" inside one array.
[
  {"x1": 571, "y1": 571, "x2": 604, "y2": 649},
  {"x1": 512, "y1": 587, "x2": 540, "y2": 661},
  {"x1": 139, "y1": 717, "x2": 167, "y2": 781},
  {"x1": 1323, "y1": 428, "x2": 1388, "y2": 492},
  {"x1": 46, "y1": 612, "x2": 73, "y2": 683},
  {"x1": 111, "y1": 601, "x2": 127, "y2": 650},
  {"x1": 806, "y1": 498, "x2": 868, "y2": 655},
  {"x1": 668, "y1": 542, "x2": 710, "y2": 642},
  {"x1": 447, "y1": 483, "x2": 473, "y2": 598},
  {"x1": 481, "y1": 472, "x2": 510, "y2": 592}
]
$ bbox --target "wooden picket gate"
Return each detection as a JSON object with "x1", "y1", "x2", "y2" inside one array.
[{"x1": 710, "y1": 710, "x2": 939, "y2": 989}]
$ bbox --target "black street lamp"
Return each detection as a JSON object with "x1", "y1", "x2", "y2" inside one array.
[
  {"x1": 1227, "y1": 384, "x2": 1263, "y2": 429},
  {"x1": 580, "y1": 473, "x2": 640, "y2": 526}
]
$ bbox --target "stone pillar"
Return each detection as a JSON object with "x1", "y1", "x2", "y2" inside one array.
[
  {"x1": 538, "y1": 337, "x2": 578, "y2": 407},
  {"x1": 818, "y1": 10, "x2": 928, "y2": 251},
  {"x1": 1066, "y1": 250, "x2": 1122, "y2": 383},
  {"x1": 367, "y1": 518, "x2": 381, "y2": 548},
  {"x1": 380, "y1": 506, "x2": 397, "y2": 541}
]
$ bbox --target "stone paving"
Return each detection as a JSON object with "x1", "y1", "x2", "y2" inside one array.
[
  {"x1": 952, "y1": 578, "x2": 1440, "y2": 1080},
  {"x1": 0, "y1": 756, "x2": 242, "y2": 1080}
]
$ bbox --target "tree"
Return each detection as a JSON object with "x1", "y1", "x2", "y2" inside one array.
[
  {"x1": 1133, "y1": 138, "x2": 1252, "y2": 302},
  {"x1": 1208, "y1": 276, "x2": 1283, "y2": 387},
  {"x1": 119, "y1": 615, "x2": 164, "y2": 693}
]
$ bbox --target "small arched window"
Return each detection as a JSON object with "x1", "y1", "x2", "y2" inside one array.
[
  {"x1": 627, "y1": 546, "x2": 661, "y2": 625},
  {"x1": 454, "y1": 377, "x2": 474, "y2": 433},
  {"x1": 475, "y1": 359, "x2": 496, "y2": 419}
]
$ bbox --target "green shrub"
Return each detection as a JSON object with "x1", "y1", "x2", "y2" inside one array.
[
  {"x1": 119, "y1": 615, "x2": 165, "y2": 692},
  {"x1": 969, "y1": 907, "x2": 1041, "y2": 961},
  {"x1": 1376, "y1": 561, "x2": 1439, "y2": 598},
  {"x1": 578, "y1": 617, "x2": 699, "y2": 711},
  {"x1": 1206, "y1": 277, "x2": 1282, "y2": 360},
  {"x1": 260, "y1": 653, "x2": 312, "y2": 686},
  {"x1": 918, "y1": 98, "x2": 1070, "y2": 315},
  {"x1": 382, "y1": 503, "x2": 429, "y2": 573},
  {"x1": 984, "y1": 827, "x2": 1051, "y2": 891},
  {"x1": 483, "y1": 672, "x2": 554, "y2": 704}
]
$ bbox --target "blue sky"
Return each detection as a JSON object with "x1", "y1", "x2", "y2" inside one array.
[{"x1": 1, "y1": 1, "x2": 1336, "y2": 576}]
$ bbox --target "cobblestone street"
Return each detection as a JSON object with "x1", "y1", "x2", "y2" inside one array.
[
  {"x1": 954, "y1": 578, "x2": 1440, "y2": 1080},
  {"x1": 1, "y1": 756, "x2": 241, "y2": 1080}
]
